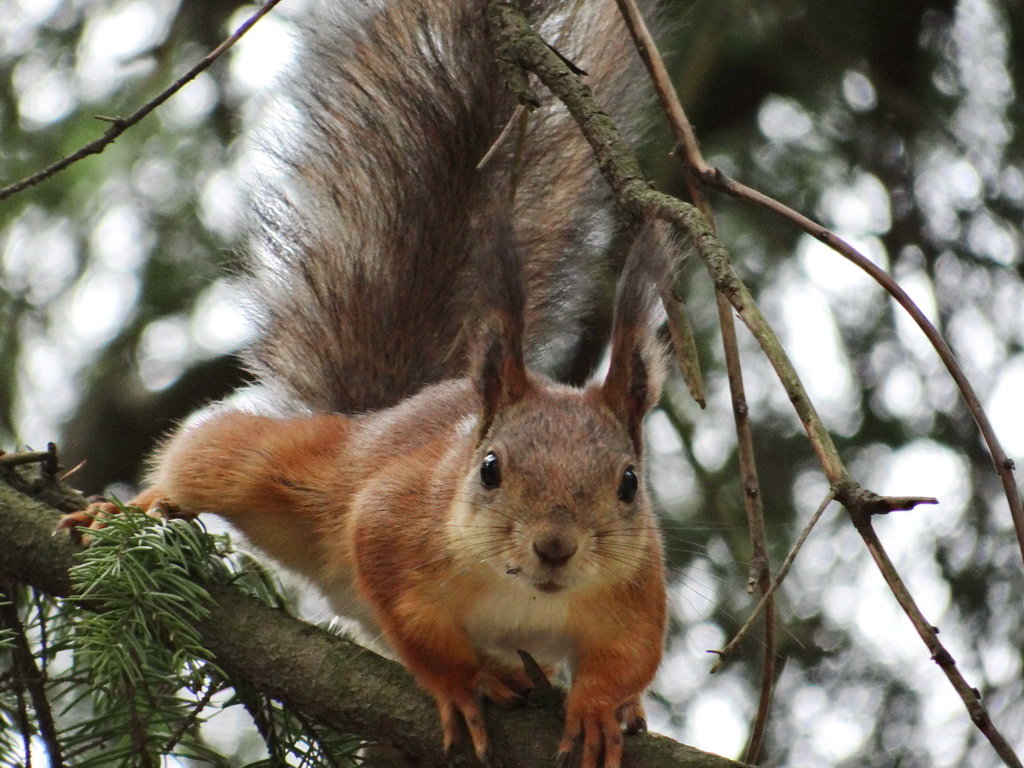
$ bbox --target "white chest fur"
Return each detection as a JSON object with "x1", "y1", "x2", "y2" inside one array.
[{"x1": 462, "y1": 578, "x2": 574, "y2": 668}]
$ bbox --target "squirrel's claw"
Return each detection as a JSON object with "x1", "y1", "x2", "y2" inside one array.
[
  {"x1": 56, "y1": 497, "x2": 183, "y2": 544},
  {"x1": 558, "y1": 705, "x2": 625, "y2": 768},
  {"x1": 55, "y1": 509, "x2": 92, "y2": 534},
  {"x1": 438, "y1": 695, "x2": 489, "y2": 766},
  {"x1": 143, "y1": 498, "x2": 180, "y2": 521},
  {"x1": 56, "y1": 500, "x2": 121, "y2": 544},
  {"x1": 479, "y1": 668, "x2": 531, "y2": 709},
  {"x1": 625, "y1": 715, "x2": 647, "y2": 736},
  {"x1": 617, "y1": 697, "x2": 648, "y2": 735}
]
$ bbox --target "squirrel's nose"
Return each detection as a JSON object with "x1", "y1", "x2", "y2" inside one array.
[{"x1": 533, "y1": 532, "x2": 578, "y2": 567}]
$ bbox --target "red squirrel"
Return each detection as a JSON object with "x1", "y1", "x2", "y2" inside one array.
[{"x1": 63, "y1": 1, "x2": 671, "y2": 766}]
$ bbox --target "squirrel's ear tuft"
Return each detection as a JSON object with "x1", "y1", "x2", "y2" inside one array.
[
  {"x1": 473, "y1": 223, "x2": 529, "y2": 437},
  {"x1": 475, "y1": 316, "x2": 529, "y2": 435},
  {"x1": 601, "y1": 223, "x2": 670, "y2": 453}
]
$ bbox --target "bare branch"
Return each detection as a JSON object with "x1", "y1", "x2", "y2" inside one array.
[
  {"x1": 0, "y1": 449, "x2": 54, "y2": 468},
  {"x1": 709, "y1": 492, "x2": 833, "y2": 674},
  {"x1": 0, "y1": 0, "x2": 284, "y2": 203},
  {"x1": 835, "y1": 483, "x2": 1024, "y2": 768},
  {"x1": 700, "y1": 172, "x2": 1024, "y2": 566},
  {"x1": 609, "y1": 0, "x2": 1023, "y2": 569}
]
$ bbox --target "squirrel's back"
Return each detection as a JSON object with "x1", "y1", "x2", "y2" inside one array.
[{"x1": 246, "y1": 0, "x2": 649, "y2": 414}]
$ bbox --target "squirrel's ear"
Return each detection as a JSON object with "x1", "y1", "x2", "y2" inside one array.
[
  {"x1": 475, "y1": 315, "x2": 529, "y2": 435},
  {"x1": 473, "y1": 224, "x2": 529, "y2": 437},
  {"x1": 601, "y1": 223, "x2": 669, "y2": 453}
]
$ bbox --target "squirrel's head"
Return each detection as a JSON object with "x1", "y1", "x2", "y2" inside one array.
[
  {"x1": 451, "y1": 226, "x2": 667, "y2": 595},
  {"x1": 454, "y1": 382, "x2": 659, "y2": 595}
]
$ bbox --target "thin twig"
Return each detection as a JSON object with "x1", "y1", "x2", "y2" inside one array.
[
  {"x1": 745, "y1": 589, "x2": 776, "y2": 762},
  {"x1": 659, "y1": 282, "x2": 707, "y2": 407},
  {"x1": 163, "y1": 678, "x2": 220, "y2": 754},
  {"x1": 0, "y1": 0, "x2": 284, "y2": 203},
  {"x1": 709, "y1": 493, "x2": 833, "y2": 673},
  {"x1": 700, "y1": 172, "x2": 1024, "y2": 567},
  {"x1": 59, "y1": 460, "x2": 87, "y2": 483},
  {"x1": 477, "y1": 103, "x2": 526, "y2": 170},
  {"x1": 835, "y1": 484, "x2": 1024, "y2": 768},
  {"x1": 0, "y1": 582, "x2": 66, "y2": 768},
  {"x1": 718, "y1": 289, "x2": 776, "y2": 764},
  {"x1": 610, "y1": 0, "x2": 711, "y2": 182}
]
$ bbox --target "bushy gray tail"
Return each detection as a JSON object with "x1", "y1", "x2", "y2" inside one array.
[{"x1": 246, "y1": 0, "x2": 649, "y2": 414}]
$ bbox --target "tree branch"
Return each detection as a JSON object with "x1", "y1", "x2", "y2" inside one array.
[
  {"x1": 699, "y1": 168, "x2": 1024, "y2": 569},
  {"x1": 0, "y1": 0, "x2": 284, "y2": 203},
  {"x1": 834, "y1": 483, "x2": 1023, "y2": 768},
  {"x1": 606, "y1": 0, "x2": 1024, "y2": 568},
  {"x1": 0, "y1": 481, "x2": 746, "y2": 768}
]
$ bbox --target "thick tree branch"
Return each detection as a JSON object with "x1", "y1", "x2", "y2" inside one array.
[{"x1": 0, "y1": 481, "x2": 745, "y2": 768}]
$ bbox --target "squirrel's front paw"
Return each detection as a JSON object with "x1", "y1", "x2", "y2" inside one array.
[
  {"x1": 57, "y1": 500, "x2": 123, "y2": 544},
  {"x1": 617, "y1": 696, "x2": 648, "y2": 735},
  {"x1": 557, "y1": 699, "x2": 635, "y2": 768},
  {"x1": 437, "y1": 693, "x2": 491, "y2": 766},
  {"x1": 57, "y1": 496, "x2": 181, "y2": 543}
]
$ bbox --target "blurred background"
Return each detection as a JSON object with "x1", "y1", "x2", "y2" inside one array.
[{"x1": 1, "y1": 0, "x2": 1022, "y2": 765}]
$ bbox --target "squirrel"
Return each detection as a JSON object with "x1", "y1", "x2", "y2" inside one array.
[{"x1": 62, "y1": 0, "x2": 674, "y2": 766}]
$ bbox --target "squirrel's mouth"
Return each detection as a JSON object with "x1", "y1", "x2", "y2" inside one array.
[
  {"x1": 505, "y1": 566, "x2": 564, "y2": 594},
  {"x1": 535, "y1": 580, "x2": 563, "y2": 594}
]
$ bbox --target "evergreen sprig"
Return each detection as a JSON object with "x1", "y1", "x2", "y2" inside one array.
[
  {"x1": 229, "y1": 682, "x2": 363, "y2": 768},
  {"x1": 0, "y1": 605, "x2": 13, "y2": 652},
  {"x1": 60, "y1": 506, "x2": 362, "y2": 767},
  {"x1": 0, "y1": 596, "x2": 20, "y2": 766},
  {"x1": 64, "y1": 507, "x2": 231, "y2": 766}
]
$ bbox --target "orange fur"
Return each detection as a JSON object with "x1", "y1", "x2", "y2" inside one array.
[
  {"x1": 61, "y1": 0, "x2": 672, "y2": 763},
  {"x1": 68, "y1": 370, "x2": 667, "y2": 767}
]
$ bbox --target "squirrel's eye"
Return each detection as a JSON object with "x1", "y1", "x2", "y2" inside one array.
[
  {"x1": 617, "y1": 466, "x2": 638, "y2": 503},
  {"x1": 480, "y1": 452, "x2": 502, "y2": 489}
]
